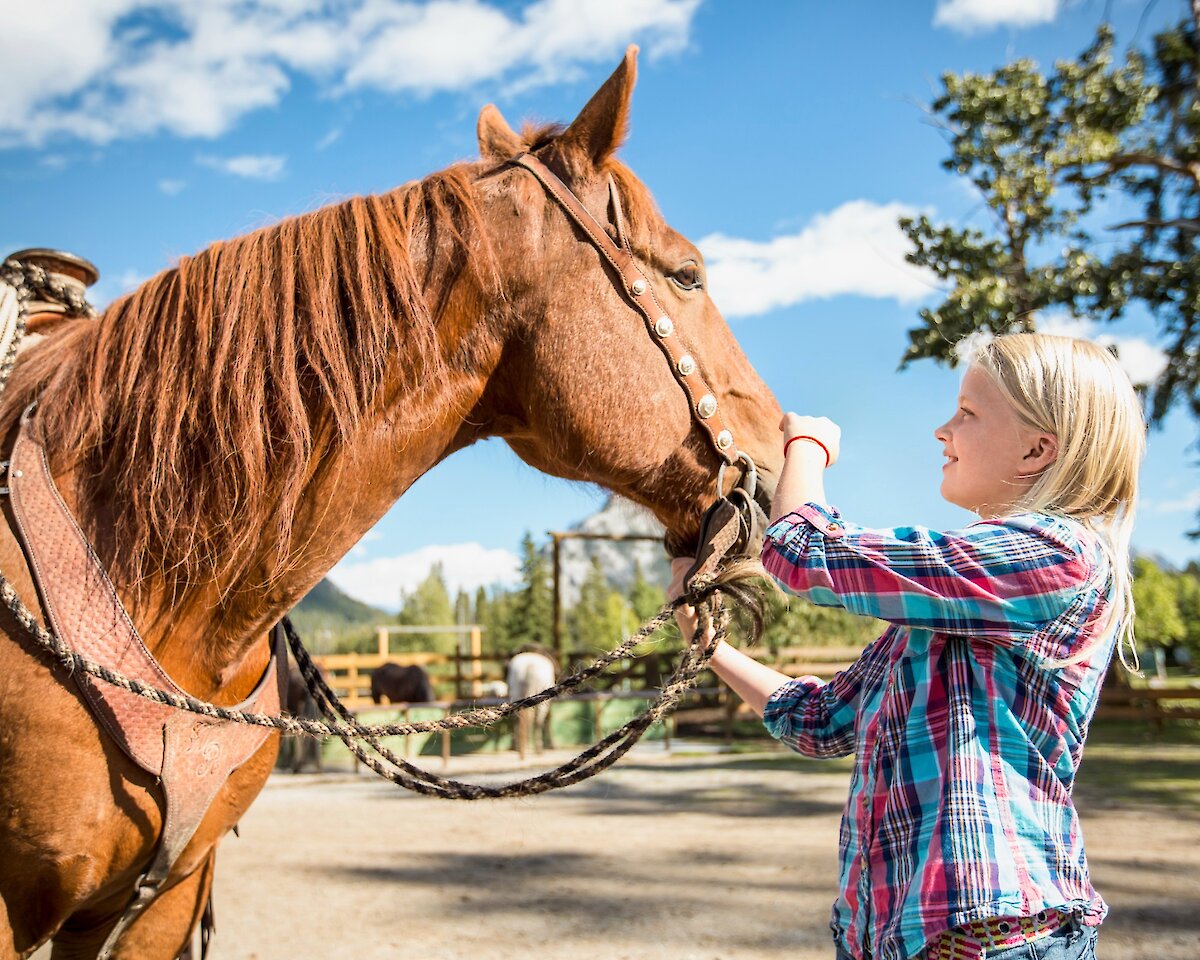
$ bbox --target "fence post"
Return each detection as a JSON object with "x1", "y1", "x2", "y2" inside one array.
[
  {"x1": 348, "y1": 658, "x2": 360, "y2": 709},
  {"x1": 469, "y1": 626, "x2": 483, "y2": 697},
  {"x1": 376, "y1": 627, "x2": 388, "y2": 658}
]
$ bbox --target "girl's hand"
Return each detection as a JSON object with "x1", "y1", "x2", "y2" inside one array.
[
  {"x1": 668, "y1": 557, "x2": 716, "y2": 646},
  {"x1": 779, "y1": 413, "x2": 841, "y2": 468}
]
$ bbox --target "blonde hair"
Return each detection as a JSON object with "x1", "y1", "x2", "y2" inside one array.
[{"x1": 970, "y1": 333, "x2": 1146, "y2": 670}]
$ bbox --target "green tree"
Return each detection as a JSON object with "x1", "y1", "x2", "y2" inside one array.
[
  {"x1": 757, "y1": 588, "x2": 885, "y2": 656},
  {"x1": 901, "y1": 10, "x2": 1199, "y2": 427},
  {"x1": 570, "y1": 557, "x2": 629, "y2": 651},
  {"x1": 506, "y1": 533, "x2": 553, "y2": 652},
  {"x1": 477, "y1": 586, "x2": 516, "y2": 657},
  {"x1": 454, "y1": 588, "x2": 472, "y2": 626},
  {"x1": 397, "y1": 562, "x2": 455, "y2": 651},
  {"x1": 628, "y1": 559, "x2": 666, "y2": 620},
  {"x1": 1131, "y1": 555, "x2": 1186, "y2": 652},
  {"x1": 473, "y1": 585, "x2": 489, "y2": 624},
  {"x1": 1173, "y1": 567, "x2": 1200, "y2": 663}
]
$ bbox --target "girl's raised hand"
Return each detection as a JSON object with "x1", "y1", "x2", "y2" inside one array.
[{"x1": 779, "y1": 413, "x2": 841, "y2": 467}]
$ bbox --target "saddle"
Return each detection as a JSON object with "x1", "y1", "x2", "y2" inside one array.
[{"x1": 6, "y1": 405, "x2": 286, "y2": 959}]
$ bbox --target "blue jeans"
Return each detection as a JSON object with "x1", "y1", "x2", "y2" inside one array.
[{"x1": 834, "y1": 922, "x2": 1099, "y2": 960}]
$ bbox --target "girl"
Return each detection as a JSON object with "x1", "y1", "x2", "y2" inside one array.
[{"x1": 672, "y1": 333, "x2": 1144, "y2": 960}]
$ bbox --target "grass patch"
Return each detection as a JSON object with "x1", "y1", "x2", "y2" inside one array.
[{"x1": 1075, "y1": 720, "x2": 1200, "y2": 812}]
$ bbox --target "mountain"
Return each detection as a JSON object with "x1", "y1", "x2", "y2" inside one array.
[
  {"x1": 288, "y1": 577, "x2": 390, "y2": 652},
  {"x1": 551, "y1": 496, "x2": 670, "y2": 606}
]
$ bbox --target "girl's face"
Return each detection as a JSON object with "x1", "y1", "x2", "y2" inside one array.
[{"x1": 934, "y1": 366, "x2": 1058, "y2": 518}]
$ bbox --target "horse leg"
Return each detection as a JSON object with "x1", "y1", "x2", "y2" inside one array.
[
  {"x1": 50, "y1": 851, "x2": 216, "y2": 960},
  {"x1": 539, "y1": 703, "x2": 554, "y2": 751},
  {"x1": 516, "y1": 711, "x2": 528, "y2": 760}
]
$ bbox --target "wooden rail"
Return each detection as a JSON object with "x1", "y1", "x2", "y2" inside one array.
[
  {"x1": 1098, "y1": 684, "x2": 1200, "y2": 723},
  {"x1": 311, "y1": 647, "x2": 1198, "y2": 730}
]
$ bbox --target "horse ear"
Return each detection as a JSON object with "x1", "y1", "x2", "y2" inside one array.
[
  {"x1": 477, "y1": 104, "x2": 524, "y2": 160},
  {"x1": 557, "y1": 44, "x2": 638, "y2": 171}
]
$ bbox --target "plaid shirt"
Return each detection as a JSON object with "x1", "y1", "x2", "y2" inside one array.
[{"x1": 761, "y1": 504, "x2": 1114, "y2": 960}]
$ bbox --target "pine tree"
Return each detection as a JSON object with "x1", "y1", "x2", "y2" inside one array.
[
  {"x1": 506, "y1": 533, "x2": 553, "y2": 652},
  {"x1": 397, "y1": 562, "x2": 455, "y2": 651},
  {"x1": 628, "y1": 559, "x2": 665, "y2": 621},
  {"x1": 571, "y1": 557, "x2": 612, "y2": 651},
  {"x1": 473, "y1": 586, "x2": 490, "y2": 628},
  {"x1": 454, "y1": 588, "x2": 472, "y2": 626}
]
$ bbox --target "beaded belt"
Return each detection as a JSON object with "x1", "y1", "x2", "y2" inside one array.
[{"x1": 924, "y1": 909, "x2": 1075, "y2": 960}]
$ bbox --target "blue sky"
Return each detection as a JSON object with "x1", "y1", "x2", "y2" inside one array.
[{"x1": 3, "y1": 0, "x2": 1195, "y2": 610}]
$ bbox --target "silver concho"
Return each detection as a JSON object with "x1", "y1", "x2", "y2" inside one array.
[
  {"x1": 716, "y1": 429, "x2": 734, "y2": 450},
  {"x1": 630, "y1": 278, "x2": 647, "y2": 296},
  {"x1": 677, "y1": 354, "x2": 697, "y2": 376},
  {"x1": 654, "y1": 315, "x2": 673, "y2": 337},
  {"x1": 696, "y1": 394, "x2": 717, "y2": 419}
]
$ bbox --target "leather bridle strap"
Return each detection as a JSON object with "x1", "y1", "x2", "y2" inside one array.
[{"x1": 510, "y1": 152, "x2": 738, "y2": 464}]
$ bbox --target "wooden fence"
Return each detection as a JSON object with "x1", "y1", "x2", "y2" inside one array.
[
  {"x1": 311, "y1": 643, "x2": 1199, "y2": 725},
  {"x1": 1098, "y1": 683, "x2": 1200, "y2": 724}
]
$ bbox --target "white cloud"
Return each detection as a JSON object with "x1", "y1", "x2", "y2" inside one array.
[
  {"x1": 699, "y1": 200, "x2": 936, "y2": 319},
  {"x1": 933, "y1": 0, "x2": 1059, "y2": 33},
  {"x1": 315, "y1": 127, "x2": 342, "y2": 150},
  {"x1": 1146, "y1": 490, "x2": 1200, "y2": 515},
  {"x1": 157, "y1": 178, "x2": 186, "y2": 195},
  {"x1": 199, "y1": 153, "x2": 287, "y2": 180},
  {"x1": 328, "y1": 542, "x2": 520, "y2": 611},
  {"x1": 1, "y1": 0, "x2": 700, "y2": 148},
  {"x1": 1037, "y1": 314, "x2": 1168, "y2": 387}
]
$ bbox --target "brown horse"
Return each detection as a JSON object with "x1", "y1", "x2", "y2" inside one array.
[{"x1": 0, "y1": 48, "x2": 781, "y2": 958}]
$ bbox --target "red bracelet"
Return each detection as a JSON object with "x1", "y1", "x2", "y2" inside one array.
[{"x1": 783, "y1": 434, "x2": 831, "y2": 467}]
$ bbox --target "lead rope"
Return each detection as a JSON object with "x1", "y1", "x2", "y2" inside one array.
[{"x1": 0, "y1": 257, "x2": 743, "y2": 799}]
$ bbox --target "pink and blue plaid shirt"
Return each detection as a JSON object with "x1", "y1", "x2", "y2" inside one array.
[{"x1": 761, "y1": 503, "x2": 1114, "y2": 960}]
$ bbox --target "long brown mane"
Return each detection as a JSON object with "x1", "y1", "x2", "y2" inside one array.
[
  {"x1": 0, "y1": 121, "x2": 663, "y2": 602},
  {"x1": 0, "y1": 164, "x2": 493, "y2": 596}
]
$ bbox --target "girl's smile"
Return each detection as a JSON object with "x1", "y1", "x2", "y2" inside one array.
[{"x1": 934, "y1": 367, "x2": 1057, "y2": 517}]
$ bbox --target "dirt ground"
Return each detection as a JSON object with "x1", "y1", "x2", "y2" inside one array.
[{"x1": 197, "y1": 736, "x2": 1200, "y2": 960}]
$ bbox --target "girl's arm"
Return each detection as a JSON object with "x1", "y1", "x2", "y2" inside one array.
[
  {"x1": 763, "y1": 506, "x2": 1096, "y2": 647},
  {"x1": 770, "y1": 413, "x2": 839, "y2": 523},
  {"x1": 703, "y1": 640, "x2": 794, "y2": 717},
  {"x1": 669, "y1": 559, "x2": 882, "y2": 759}
]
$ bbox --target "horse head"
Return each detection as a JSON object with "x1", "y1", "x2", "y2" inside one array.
[{"x1": 465, "y1": 47, "x2": 782, "y2": 554}]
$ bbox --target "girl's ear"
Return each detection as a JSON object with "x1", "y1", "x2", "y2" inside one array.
[{"x1": 1018, "y1": 432, "x2": 1058, "y2": 478}]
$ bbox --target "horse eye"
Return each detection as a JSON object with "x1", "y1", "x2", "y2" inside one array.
[{"x1": 671, "y1": 261, "x2": 702, "y2": 290}]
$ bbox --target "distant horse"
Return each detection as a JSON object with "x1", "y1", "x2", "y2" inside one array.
[
  {"x1": 0, "y1": 47, "x2": 781, "y2": 957},
  {"x1": 371, "y1": 662, "x2": 435, "y2": 705},
  {"x1": 281, "y1": 664, "x2": 327, "y2": 773},
  {"x1": 507, "y1": 649, "x2": 558, "y2": 755}
]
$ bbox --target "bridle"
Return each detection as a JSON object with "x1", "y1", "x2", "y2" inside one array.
[{"x1": 508, "y1": 153, "x2": 751, "y2": 476}]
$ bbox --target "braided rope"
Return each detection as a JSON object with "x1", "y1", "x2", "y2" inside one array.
[{"x1": 0, "y1": 259, "x2": 735, "y2": 799}]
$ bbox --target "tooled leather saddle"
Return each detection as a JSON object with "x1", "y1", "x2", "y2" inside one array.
[{"x1": 6, "y1": 404, "x2": 286, "y2": 959}]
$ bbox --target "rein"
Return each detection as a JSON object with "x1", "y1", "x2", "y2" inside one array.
[{"x1": 0, "y1": 160, "x2": 765, "y2": 800}]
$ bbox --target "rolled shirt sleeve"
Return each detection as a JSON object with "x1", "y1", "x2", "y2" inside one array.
[
  {"x1": 762, "y1": 631, "x2": 895, "y2": 758},
  {"x1": 761, "y1": 504, "x2": 1100, "y2": 656}
]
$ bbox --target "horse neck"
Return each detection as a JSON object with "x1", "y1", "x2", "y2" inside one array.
[{"x1": 99, "y1": 193, "x2": 503, "y2": 696}]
